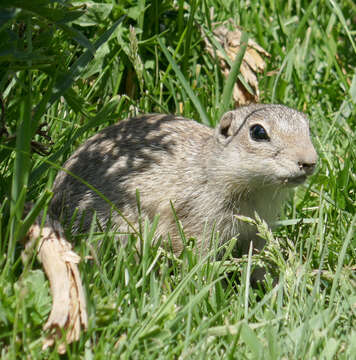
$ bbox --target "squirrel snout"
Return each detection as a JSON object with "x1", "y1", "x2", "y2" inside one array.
[
  {"x1": 297, "y1": 149, "x2": 318, "y2": 175},
  {"x1": 298, "y1": 161, "x2": 316, "y2": 175}
]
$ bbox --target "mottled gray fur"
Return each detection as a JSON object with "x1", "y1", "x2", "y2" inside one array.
[{"x1": 50, "y1": 104, "x2": 317, "y2": 256}]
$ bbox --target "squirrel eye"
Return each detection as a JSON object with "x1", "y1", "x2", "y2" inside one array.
[{"x1": 250, "y1": 124, "x2": 269, "y2": 141}]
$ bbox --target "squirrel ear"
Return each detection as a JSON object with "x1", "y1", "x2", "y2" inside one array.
[
  {"x1": 217, "y1": 111, "x2": 235, "y2": 138},
  {"x1": 217, "y1": 106, "x2": 258, "y2": 140}
]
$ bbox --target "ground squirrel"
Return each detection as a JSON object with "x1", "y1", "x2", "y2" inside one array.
[{"x1": 50, "y1": 104, "x2": 318, "y2": 257}]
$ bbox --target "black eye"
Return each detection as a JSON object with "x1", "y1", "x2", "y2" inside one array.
[{"x1": 250, "y1": 124, "x2": 269, "y2": 141}]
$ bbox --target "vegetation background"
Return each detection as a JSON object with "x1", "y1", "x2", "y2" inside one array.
[{"x1": 0, "y1": 0, "x2": 355, "y2": 358}]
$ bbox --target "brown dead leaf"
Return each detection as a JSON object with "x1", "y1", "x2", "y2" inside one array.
[
  {"x1": 202, "y1": 22, "x2": 271, "y2": 106},
  {"x1": 25, "y1": 213, "x2": 88, "y2": 354}
]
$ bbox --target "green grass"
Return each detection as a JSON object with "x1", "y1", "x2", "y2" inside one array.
[{"x1": 0, "y1": 0, "x2": 355, "y2": 358}]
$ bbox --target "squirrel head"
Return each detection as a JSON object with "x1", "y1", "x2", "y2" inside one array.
[{"x1": 214, "y1": 104, "x2": 318, "y2": 189}]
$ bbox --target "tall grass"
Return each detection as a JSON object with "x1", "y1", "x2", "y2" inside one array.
[{"x1": 0, "y1": 0, "x2": 355, "y2": 358}]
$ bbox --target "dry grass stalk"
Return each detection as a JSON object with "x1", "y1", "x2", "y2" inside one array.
[{"x1": 25, "y1": 215, "x2": 88, "y2": 354}]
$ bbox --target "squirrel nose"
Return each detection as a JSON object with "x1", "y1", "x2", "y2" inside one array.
[
  {"x1": 297, "y1": 148, "x2": 318, "y2": 175},
  {"x1": 298, "y1": 161, "x2": 316, "y2": 175}
]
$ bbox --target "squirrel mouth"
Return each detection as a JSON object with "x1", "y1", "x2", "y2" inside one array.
[{"x1": 283, "y1": 174, "x2": 307, "y2": 186}]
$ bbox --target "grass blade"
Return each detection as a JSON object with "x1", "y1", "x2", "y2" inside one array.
[
  {"x1": 157, "y1": 37, "x2": 211, "y2": 125},
  {"x1": 33, "y1": 16, "x2": 125, "y2": 125},
  {"x1": 328, "y1": 0, "x2": 356, "y2": 54},
  {"x1": 8, "y1": 91, "x2": 32, "y2": 264},
  {"x1": 329, "y1": 214, "x2": 356, "y2": 306},
  {"x1": 29, "y1": 96, "x2": 124, "y2": 184},
  {"x1": 217, "y1": 31, "x2": 248, "y2": 121}
]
